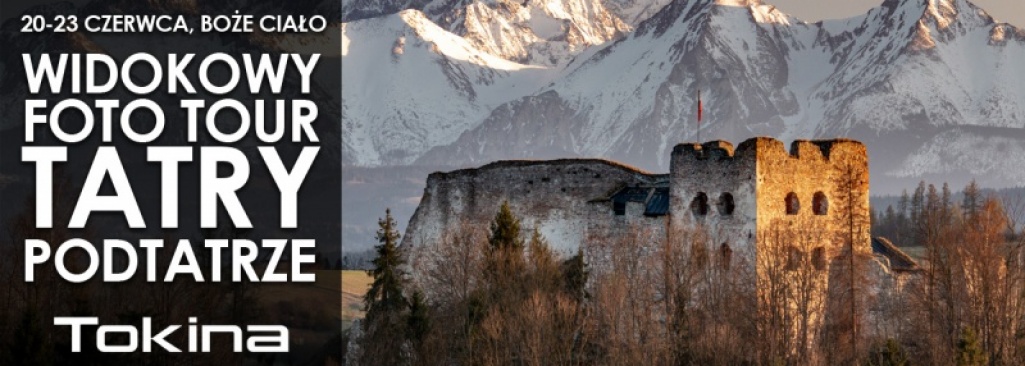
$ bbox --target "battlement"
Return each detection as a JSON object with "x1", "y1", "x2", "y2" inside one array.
[
  {"x1": 673, "y1": 137, "x2": 866, "y2": 164},
  {"x1": 672, "y1": 140, "x2": 735, "y2": 160}
]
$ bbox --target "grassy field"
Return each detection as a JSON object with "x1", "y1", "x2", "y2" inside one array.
[
  {"x1": 342, "y1": 270, "x2": 373, "y2": 330},
  {"x1": 900, "y1": 246, "x2": 927, "y2": 261},
  {"x1": 255, "y1": 269, "x2": 372, "y2": 332}
]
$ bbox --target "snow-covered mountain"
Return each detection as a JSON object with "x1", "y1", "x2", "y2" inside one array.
[
  {"x1": 343, "y1": 0, "x2": 1025, "y2": 189},
  {"x1": 342, "y1": 10, "x2": 556, "y2": 165},
  {"x1": 341, "y1": 0, "x2": 635, "y2": 165}
]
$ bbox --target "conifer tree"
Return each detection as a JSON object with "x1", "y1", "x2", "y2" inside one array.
[
  {"x1": 956, "y1": 327, "x2": 988, "y2": 366},
  {"x1": 485, "y1": 201, "x2": 526, "y2": 287},
  {"x1": 365, "y1": 208, "x2": 407, "y2": 315},
  {"x1": 527, "y1": 228, "x2": 560, "y2": 291},
  {"x1": 489, "y1": 201, "x2": 524, "y2": 252},
  {"x1": 561, "y1": 249, "x2": 588, "y2": 301},
  {"x1": 963, "y1": 180, "x2": 982, "y2": 223},
  {"x1": 407, "y1": 290, "x2": 430, "y2": 341},
  {"x1": 911, "y1": 181, "x2": 926, "y2": 245},
  {"x1": 897, "y1": 190, "x2": 910, "y2": 243},
  {"x1": 361, "y1": 209, "x2": 409, "y2": 366},
  {"x1": 942, "y1": 182, "x2": 952, "y2": 215},
  {"x1": 867, "y1": 339, "x2": 909, "y2": 366}
]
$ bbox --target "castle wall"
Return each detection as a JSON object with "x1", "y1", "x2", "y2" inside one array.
[
  {"x1": 670, "y1": 140, "x2": 758, "y2": 262},
  {"x1": 401, "y1": 159, "x2": 662, "y2": 253},
  {"x1": 748, "y1": 138, "x2": 871, "y2": 257},
  {"x1": 746, "y1": 137, "x2": 871, "y2": 354}
]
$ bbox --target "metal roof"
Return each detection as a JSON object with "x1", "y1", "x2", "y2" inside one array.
[
  {"x1": 644, "y1": 188, "x2": 670, "y2": 217},
  {"x1": 608, "y1": 186, "x2": 669, "y2": 217},
  {"x1": 871, "y1": 237, "x2": 919, "y2": 272},
  {"x1": 610, "y1": 187, "x2": 651, "y2": 203}
]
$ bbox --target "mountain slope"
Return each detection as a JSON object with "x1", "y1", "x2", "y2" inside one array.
[
  {"x1": 342, "y1": 10, "x2": 554, "y2": 165},
  {"x1": 411, "y1": 0, "x2": 1025, "y2": 189}
]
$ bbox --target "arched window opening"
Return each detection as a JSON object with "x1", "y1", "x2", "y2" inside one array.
[
  {"x1": 786, "y1": 246, "x2": 803, "y2": 271},
  {"x1": 813, "y1": 191, "x2": 828, "y2": 216},
  {"x1": 691, "y1": 192, "x2": 709, "y2": 216},
  {"x1": 718, "y1": 193, "x2": 735, "y2": 216},
  {"x1": 812, "y1": 247, "x2": 826, "y2": 270},
  {"x1": 720, "y1": 243, "x2": 733, "y2": 270},
  {"x1": 785, "y1": 192, "x2": 800, "y2": 215}
]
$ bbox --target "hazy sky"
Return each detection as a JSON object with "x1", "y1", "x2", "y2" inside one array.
[{"x1": 769, "y1": 0, "x2": 1024, "y2": 27}]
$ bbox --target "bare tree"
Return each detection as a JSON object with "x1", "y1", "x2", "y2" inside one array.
[
  {"x1": 824, "y1": 158, "x2": 871, "y2": 364},
  {"x1": 758, "y1": 217, "x2": 830, "y2": 365}
]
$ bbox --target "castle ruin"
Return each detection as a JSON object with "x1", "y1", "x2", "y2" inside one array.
[
  {"x1": 404, "y1": 137, "x2": 885, "y2": 261},
  {"x1": 403, "y1": 137, "x2": 916, "y2": 353}
]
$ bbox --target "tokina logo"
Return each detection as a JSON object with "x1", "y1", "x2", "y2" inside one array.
[{"x1": 55, "y1": 317, "x2": 289, "y2": 353}]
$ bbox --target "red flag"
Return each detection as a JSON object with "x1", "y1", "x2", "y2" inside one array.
[{"x1": 697, "y1": 91, "x2": 703, "y2": 123}]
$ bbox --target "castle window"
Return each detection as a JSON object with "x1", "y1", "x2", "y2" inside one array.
[
  {"x1": 718, "y1": 193, "x2": 735, "y2": 216},
  {"x1": 812, "y1": 247, "x2": 826, "y2": 270},
  {"x1": 613, "y1": 201, "x2": 626, "y2": 216},
  {"x1": 720, "y1": 243, "x2": 732, "y2": 270},
  {"x1": 813, "y1": 191, "x2": 828, "y2": 215},
  {"x1": 785, "y1": 192, "x2": 800, "y2": 215},
  {"x1": 786, "y1": 246, "x2": 803, "y2": 271},
  {"x1": 691, "y1": 193, "x2": 709, "y2": 216}
]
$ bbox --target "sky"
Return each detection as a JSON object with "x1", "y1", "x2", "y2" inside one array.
[{"x1": 769, "y1": 0, "x2": 1024, "y2": 27}]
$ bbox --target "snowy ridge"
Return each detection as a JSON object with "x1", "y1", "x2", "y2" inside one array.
[
  {"x1": 343, "y1": 0, "x2": 1025, "y2": 189},
  {"x1": 342, "y1": 10, "x2": 555, "y2": 165},
  {"x1": 422, "y1": 0, "x2": 630, "y2": 66}
]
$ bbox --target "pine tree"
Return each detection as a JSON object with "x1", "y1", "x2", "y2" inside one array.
[
  {"x1": 963, "y1": 180, "x2": 982, "y2": 223},
  {"x1": 898, "y1": 190, "x2": 910, "y2": 218},
  {"x1": 897, "y1": 190, "x2": 910, "y2": 244},
  {"x1": 882, "y1": 205, "x2": 897, "y2": 239},
  {"x1": 561, "y1": 249, "x2": 588, "y2": 302},
  {"x1": 527, "y1": 228, "x2": 560, "y2": 291},
  {"x1": 925, "y1": 184, "x2": 941, "y2": 237},
  {"x1": 365, "y1": 209, "x2": 407, "y2": 315},
  {"x1": 489, "y1": 201, "x2": 524, "y2": 252},
  {"x1": 867, "y1": 339, "x2": 909, "y2": 366},
  {"x1": 942, "y1": 183, "x2": 952, "y2": 217},
  {"x1": 911, "y1": 182, "x2": 926, "y2": 246},
  {"x1": 956, "y1": 327, "x2": 988, "y2": 366},
  {"x1": 361, "y1": 209, "x2": 409, "y2": 366},
  {"x1": 485, "y1": 201, "x2": 526, "y2": 287},
  {"x1": 407, "y1": 290, "x2": 430, "y2": 340}
]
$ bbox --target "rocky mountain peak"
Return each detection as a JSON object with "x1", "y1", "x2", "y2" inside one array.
[{"x1": 712, "y1": 0, "x2": 761, "y2": 6}]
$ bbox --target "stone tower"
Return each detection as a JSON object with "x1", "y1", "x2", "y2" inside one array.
[{"x1": 669, "y1": 137, "x2": 871, "y2": 269}]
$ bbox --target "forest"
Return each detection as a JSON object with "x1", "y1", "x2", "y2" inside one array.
[{"x1": 353, "y1": 180, "x2": 1025, "y2": 365}]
